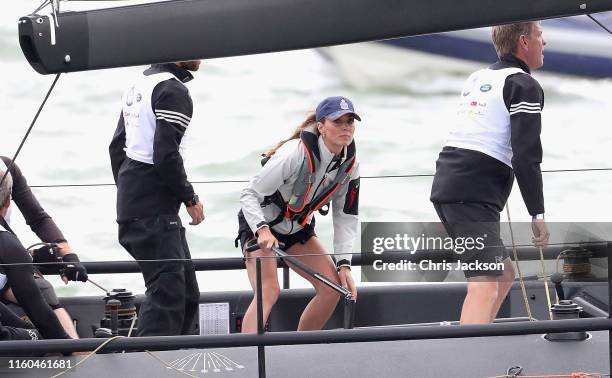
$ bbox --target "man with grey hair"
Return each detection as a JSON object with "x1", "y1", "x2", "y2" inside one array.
[
  {"x1": 430, "y1": 21, "x2": 549, "y2": 323},
  {"x1": 0, "y1": 169, "x2": 71, "y2": 340},
  {"x1": 0, "y1": 170, "x2": 11, "y2": 211},
  {"x1": 0, "y1": 156, "x2": 87, "y2": 340}
]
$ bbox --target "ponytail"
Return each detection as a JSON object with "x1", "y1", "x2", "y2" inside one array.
[{"x1": 264, "y1": 111, "x2": 318, "y2": 158}]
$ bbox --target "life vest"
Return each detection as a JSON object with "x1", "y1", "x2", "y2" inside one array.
[{"x1": 262, "y1": 129, "x2": 356, "y2": 227}]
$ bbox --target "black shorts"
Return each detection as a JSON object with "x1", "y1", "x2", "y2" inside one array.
[
  {"x1": 433, "y1": 202, "x2": 509, "y2": 278},
  {"x1": 235, "y1": 210, "x2": 316, "y2": 254}
]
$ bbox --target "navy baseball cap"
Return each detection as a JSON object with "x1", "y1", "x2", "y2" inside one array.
[{"x1": 315, "y1": 96, "x2": 361, "y2": 122}]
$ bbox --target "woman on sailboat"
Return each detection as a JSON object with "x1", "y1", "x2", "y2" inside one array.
[{"x1": 237, "y1": 96, "x2": 361, "y2": 332}]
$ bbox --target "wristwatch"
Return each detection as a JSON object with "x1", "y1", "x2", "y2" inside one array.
[
  {"x1": 532, "y1": 213, "x2": 545, "y2": 220},
  {"x1": 336, "y1": 259, "x2": 351, "y2": 271},
  {"x1": 184, "y1": 194, "x2": 199, "y2": 207}
]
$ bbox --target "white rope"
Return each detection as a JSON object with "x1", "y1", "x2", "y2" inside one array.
[
  {"x1": 538, "y1": 246, "x2": 553, "y2": 320},
  {"x1": 505, "y1": 206, "x2": 533, "y2": 320},
  {"x1": 49, "y1": 335, "x2": 124, "y2": 378}
]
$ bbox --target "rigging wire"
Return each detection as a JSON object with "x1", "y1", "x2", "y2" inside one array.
[
  {"x1": 24, "y1": 167, "x2": 612, "y2": 189},
  {"x1": 588, "y1": 14, "x2": 612, "y2": 35},
  {"x1": 0, "y1": 74, "x2": 62, "y2": 189},
  {"x1": 31, "y1": 0, "x2": 51, "y2": 15},
  {"x1": 0, "y1": 240, "x2": 604, "y2": 267}
]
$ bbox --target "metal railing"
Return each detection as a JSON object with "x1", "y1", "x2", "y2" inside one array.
[{"x1": 0, "y1": 241, "x2": 609, "y2": 377}]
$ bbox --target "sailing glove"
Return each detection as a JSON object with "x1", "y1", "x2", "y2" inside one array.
[
  {"x1": 31, "y1": 243, "x2": 62, "y2": 274},
  {"x1": 60, "y1": 253, "x2": 88, "y2": 282}
]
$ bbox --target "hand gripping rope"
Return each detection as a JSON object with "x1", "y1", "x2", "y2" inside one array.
[{"x1": 505, "y1": 207, "x2": 554, "y2": 321}]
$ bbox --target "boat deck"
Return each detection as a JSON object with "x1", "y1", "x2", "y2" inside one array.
[{"x1": 1, "y1": 330, "x2": 607, "y2": 377}]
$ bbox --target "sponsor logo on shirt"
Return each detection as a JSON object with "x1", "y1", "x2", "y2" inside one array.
[{"x1": 126, "y1": 86, "x2": 135, "y2": 106}]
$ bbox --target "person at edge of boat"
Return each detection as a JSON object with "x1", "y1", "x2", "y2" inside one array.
[
  {"x1": 109, "y1": 60, "x2": 204, "y2": 336},
  {"x1": 430, "y1": 21, "x2": 550, "y2": 324},
  {"x1": 0, "y1": 166, "x2": 72, "y2": 342},
  {"x1": 237, "y1": 96, "x2": 360, "y2": 333},
  {"x1": 0, "y1": 156, "x2": 87, "y2": 339}
]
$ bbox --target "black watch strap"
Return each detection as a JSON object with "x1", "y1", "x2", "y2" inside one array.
[
  {"x1": 336, "y1": 258, "x2": 351, "y2": 271},
  {"x1": 184, "y1": 194, "x2": 199, "y2": 207}
]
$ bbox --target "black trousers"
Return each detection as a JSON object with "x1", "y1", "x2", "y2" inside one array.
[
  {"x1": 119, "y1": 214, "x2": 200, "y2": 336},
  {"x1": 0, "y1": 302, "x2": 40, "y2": 341},
  {"x1": 433, "y1": 202, "x2": 508, "y2": 278}
]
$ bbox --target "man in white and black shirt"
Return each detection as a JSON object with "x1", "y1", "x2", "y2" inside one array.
[
  {"x1": 109, "y1": 61, "x2": 205, "y2": 336},
  {"x1": 431, "y1": 22, "x2": 550, "y2": 324}
]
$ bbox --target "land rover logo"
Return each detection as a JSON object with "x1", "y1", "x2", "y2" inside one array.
[
  {"x1": 168, "y1": 351, "x2": 245, "y2": 375},
  {"x1": 480, "y1": 84, "x2": 492, "y2": 92},
  {"x1": 126, "y1": 87, "x2": 134, "y2": 106}
]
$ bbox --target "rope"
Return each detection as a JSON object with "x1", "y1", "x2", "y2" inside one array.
[
  {"x1": 490, "y1": 365, "x2": 610, "y2": 378},
  {"x1": 505, "y1": 206, "x2": 533, "y2": 320},
  {"x1": 24, "y1": 167, "x2": 612, "y2": 189},
  {"x1": 127, "y1": 316, "x2": 137, "y2": 337},
  {"x1": 490, "y1": 373, "x2": 603, "y2": 378},
  {"x1": 555, "y1": 250, "x2": 570, "y2": 274},
  {"x1": 538, "y1": 246, "x2": 553, "y2": 320},
  {"x1": 144, "y1": 350, "x2": 198, "y2": 378},
  {"x1": 49, "y1": 335, "x2": 123, "y2": 378},
  {"x1": 48, "y1": 334, "x2": 197, "y2": 378},
  {"x1": 0, "y1": 74, "x2": 62, "y2": 189},
  {"x1": 121, "y1": 317, "x2": 136, "y2": 354},
  {"x1": 31, "y1": 0, "x2": 51, "y2": 15},
  {"x1": 555, "y1": 249, "x2": 592, "y2": 275}
]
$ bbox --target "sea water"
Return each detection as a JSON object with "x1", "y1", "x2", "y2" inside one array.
[{"x1": 1, "y1": 2, "x2": 611, "y2": 296}]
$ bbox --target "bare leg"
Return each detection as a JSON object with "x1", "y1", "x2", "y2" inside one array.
[
  {"x1": 2, "y1": 289, "x2": 17, "y2": 305},
  {"x1": 489, "y1": 257, "x2": 515, "y2": 322},
  {"x1": 460, "y1": 277, "x2": 499, "y2": 324},
  {"x1": 53, "y1": 308, "x2": 79, "y2": 339},
  {"x1": 241, "y1": 244, "x2": 280, "y2": 333},
  {"x1": 285, "y1": 237, "x2": 341, "y2": 331}
]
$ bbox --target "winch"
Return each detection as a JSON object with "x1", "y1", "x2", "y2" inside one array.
[{"x1": 95, "y1": 288, "x2": 138, "y2": 337}]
